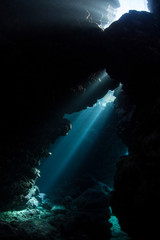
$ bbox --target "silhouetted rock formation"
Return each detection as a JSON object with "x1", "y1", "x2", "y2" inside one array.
[
  {"x1": 148, "y1": 0, "x2": 160, "y2": 16},
  {"x1": 103, "y1": 10, "x2": 160, "y2": 239},
  {"x1": 0, "y1": 11, "x2": 116, "y2": 211}
]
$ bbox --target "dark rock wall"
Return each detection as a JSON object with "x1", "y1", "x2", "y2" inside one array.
[
  {"x1": 148, "y1": 0, "x2": 160, "y2": 15},
  {"x1": 0, "y1": 114, "x2": 72, "y2": 211},
  {"x1": 102, "y1": 10, "x2": 160, "y2": 239},
  {"x1": 0, "y1": 0, "x2": 122, "y2": 211}
]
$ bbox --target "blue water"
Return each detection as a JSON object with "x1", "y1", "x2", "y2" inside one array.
[{"x1": 36, "y1": 86, "x2": 127, "y2": 194}]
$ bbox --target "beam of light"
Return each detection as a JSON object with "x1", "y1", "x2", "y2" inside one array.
[
  {"x1": 83, "y1": 70, "x2": 110, "y2": 96},
  {"x1": 67, "y1": 70, "x2": 112, "y2": 112},
  {"x1": 20, "y1": 1, "x2": 149, "y2": 30},
  {"x1": 36, "y1": 84, "x2": 120, "y2": 194}
]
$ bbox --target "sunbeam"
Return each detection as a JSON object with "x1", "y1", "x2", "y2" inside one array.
[{"x1": 37, "y1": 82, "x2": 122, "y2": 193}]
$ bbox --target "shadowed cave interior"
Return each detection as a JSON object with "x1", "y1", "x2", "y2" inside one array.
[{"x1": 0, "y1": 0, "x2": 160, "y2": 240}]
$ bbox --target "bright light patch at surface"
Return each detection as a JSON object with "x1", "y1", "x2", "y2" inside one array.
[
  {"x1": 97, "y1": 90, "x2": 116, "y2": 108},
  {"x1": 115, "y1": 0, "x2": 149, "y2": 21},
  {"x1": 102, "y1": 0, "x2": 149, "y2": 29}
]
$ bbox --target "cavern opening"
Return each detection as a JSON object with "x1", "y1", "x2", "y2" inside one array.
[{"x1": 82, "y1": 0, "x2": 149, "y2": 29}]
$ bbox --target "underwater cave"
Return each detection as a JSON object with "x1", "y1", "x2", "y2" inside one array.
[{"x1": 0, "y1": 0, "x2": 160, "y2": 240}]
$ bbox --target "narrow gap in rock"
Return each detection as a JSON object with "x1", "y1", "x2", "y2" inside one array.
[{"x1": 34, "y1": 73, "x2": 128, "y2": 239}]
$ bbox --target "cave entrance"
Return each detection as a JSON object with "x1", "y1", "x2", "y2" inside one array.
[
  {"x1": 116, "y1": 0, "x2": 149, "y2": 20},
  {"x1": 99, "y1": 0, "x2": 149, "y2": 29},
  {"x1": 36, "y1": 78, "x2": 127, "y2": 197}
]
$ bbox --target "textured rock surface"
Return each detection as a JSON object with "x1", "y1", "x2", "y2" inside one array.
[
  {"x1": 0, "y1": 182, "x2": 113, "y2": 240},
  {"x1": 104, "y1": 10, "x2": 160, "y2": 239},
  {"x1": 51, "y1": 183, "x2": 112, "y2": 240},
  {"x1": 0, "y1": 116, "x2": 72, "y2": 211}
]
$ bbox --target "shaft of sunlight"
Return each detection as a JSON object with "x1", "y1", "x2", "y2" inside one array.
[{"x1": 37, "y1": 86, "x2": 120, "y2": 193}]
